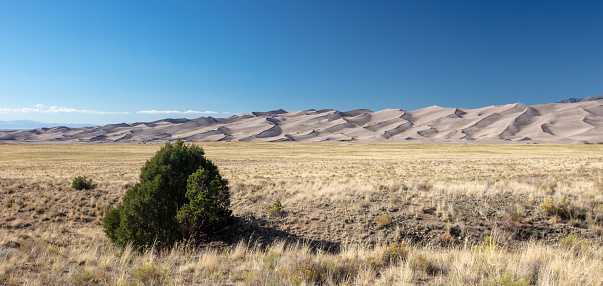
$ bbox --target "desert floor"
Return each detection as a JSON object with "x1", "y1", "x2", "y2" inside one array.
[{"x1": 1, "y1": 143, "x2": 603, "y2": 285}]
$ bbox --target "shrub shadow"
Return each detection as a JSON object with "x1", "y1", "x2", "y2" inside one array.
[{"x1": 217, "y1": 214, "x2": 341, "y2": 254}]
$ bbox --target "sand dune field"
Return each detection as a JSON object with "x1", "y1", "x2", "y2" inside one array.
[{"x1": 3, "y1": 100, "x2": 603, "y2": 143}]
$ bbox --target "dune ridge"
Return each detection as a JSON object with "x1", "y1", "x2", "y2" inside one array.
[{"x1": 3, "y1": 100, "x2": 603, "y2": 143}]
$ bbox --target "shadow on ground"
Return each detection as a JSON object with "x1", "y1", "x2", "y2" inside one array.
[{"x1": 216, "y1": 214, "x2": 341, "y2": 254}]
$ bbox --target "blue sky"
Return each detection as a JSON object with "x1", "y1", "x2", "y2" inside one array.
[{"x1": 1, "y1": 1, "x2": 602, "y2": 125}]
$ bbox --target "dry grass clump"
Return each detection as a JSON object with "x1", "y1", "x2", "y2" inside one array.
[
  {"x1": 2, "y1": 143, "x2": 603, "y2": 284},
  {"x1": 374, "y1": 214, "x2": 392, "y2": 229},
  {"x1": 2, "y1": 238, "x2": 603, "y2": 285}
]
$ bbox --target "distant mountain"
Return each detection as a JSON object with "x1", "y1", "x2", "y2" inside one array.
[
  {"x1": 0, "y1": 120, "x2": 96, "y2": 130},
  {"x1": 558, "y1": 95, "x2": 603, "y2": 103},
  {"x1": 3, "y1": 101, "x2": 603, "y2": 143}
]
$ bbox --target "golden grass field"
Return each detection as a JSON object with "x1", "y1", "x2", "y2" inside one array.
[{"x1": 2, "y1": 142, "x2": 603, "y2": 285}]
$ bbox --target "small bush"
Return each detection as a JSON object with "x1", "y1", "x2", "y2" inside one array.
[
  {"x1": 540, "y1": 197, "x2": 571, "y2": 218},
  {"x1": 540, "y1": 198, "x2": 555, "y2": 214},
  {"x1": 380, "y1": 244, "x2": 407, "y2": 265},
  {"x1": 284, "y1": 256, "x2": 360, "y2": 285},
  {"x1": 511, "y1": 210, "x2": 525, "y2": 223},
  {"x1": 506, "y1": 210, "x2": 525, "y2": 226},
  {"x1": 539, "y1": 180, "x2": 557, "y2": 193},
  {"x1": 410, "y1": 256, "x2": 442, "y2": 275},
  {"x1": 268, "y1": 199, "x2": 283, "y2": 217},
  {"x1": 71, "y1": 176, "x2": 95, "y2": 190},
  {"x1": 415, "y1": 181, "x2": 432, "y2": 191},
  {"x1": 366, "y1": 243, "x2": 408, "y2": 269},
  {"x1": 559, "y1": 234, "x2": 578, "y2": 249},
  {"x1": 375, "y1": 214, "x2": 392, "y2": 228},
  {"x1": 559, "y1": 234, "x2": 589, "y2": 254},
  {"x1": 287, "y1": 257, "x2": 326, "y2": 284}
]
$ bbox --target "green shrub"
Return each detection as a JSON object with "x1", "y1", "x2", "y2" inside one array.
[
  {"x1": 267, "y1": 199, "x2": 283, "y2": 217},
  {"x1": 72, "y1": 176, "x2": 95, "y2": 190},
  {"x1": 176, "y1": 168, "x2": 231, "y2": 242},
  {"x1": 103, "y1": 140, "x2": 231, "y2": 248}
]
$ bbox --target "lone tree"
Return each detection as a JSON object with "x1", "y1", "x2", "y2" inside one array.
[{"x1": 103, "y1": 140, "x2": 231, "y2": 248}]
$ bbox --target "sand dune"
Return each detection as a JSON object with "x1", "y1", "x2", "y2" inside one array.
[{"x1": 3, "y1": 100, "x2": 603, "y2": 143}]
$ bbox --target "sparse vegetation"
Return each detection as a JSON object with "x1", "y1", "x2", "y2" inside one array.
[
  {"x1": 540, "y1": 197, "x2": 572, "y2": 218},
  {"x1": 71, "y1": 175, "x2": 95, "y2": 190},
  {"x1": 2, "y1": 143, "x2": 603, "y2": 284}
]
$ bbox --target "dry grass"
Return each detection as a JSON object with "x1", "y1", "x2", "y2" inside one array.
[{"x1": 1, "y1": 142, "x2": 603, "y2": 285}]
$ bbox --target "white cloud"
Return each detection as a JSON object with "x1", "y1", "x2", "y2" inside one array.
[
  {"x1": 0, "y1": 104, "x2": 129, "y2": 115},
  {"x1": 0, "y1": 105, "x2": 223, "y2": 117},
  {"x1": 137, "y1": 110, "x2": 219, "y2": 115}
]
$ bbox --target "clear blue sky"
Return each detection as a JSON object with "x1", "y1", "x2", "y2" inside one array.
[{"x1": 1, "y1": 0, "x2": 602, "y2": 124}]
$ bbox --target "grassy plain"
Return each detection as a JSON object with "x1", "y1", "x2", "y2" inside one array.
[{"x1": 1, "y1": 143, "x2": 603, "y2": 285}]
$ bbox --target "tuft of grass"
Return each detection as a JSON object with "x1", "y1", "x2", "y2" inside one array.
[
  {"x1": 473, "y1": 236, "x2": 500, "y2": 252},
  {"x1": 379, "y1": 244, "x2": 408, "y2": 265},
  {"x1": 415, "y1": 181, "x2": 433, "y2": 191},
  {"x1": 493, "y1": 271, "x2": 532, "y2": 286},
  {"x1": 374, "y1": 214, "x2": 392, "y2": 228},
  {"x1": 409, "y1": 255, "x2": 442, "y2": 275},
  {"x1": 134, "y1": 262, "x2": 170, "y2": 285}
]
